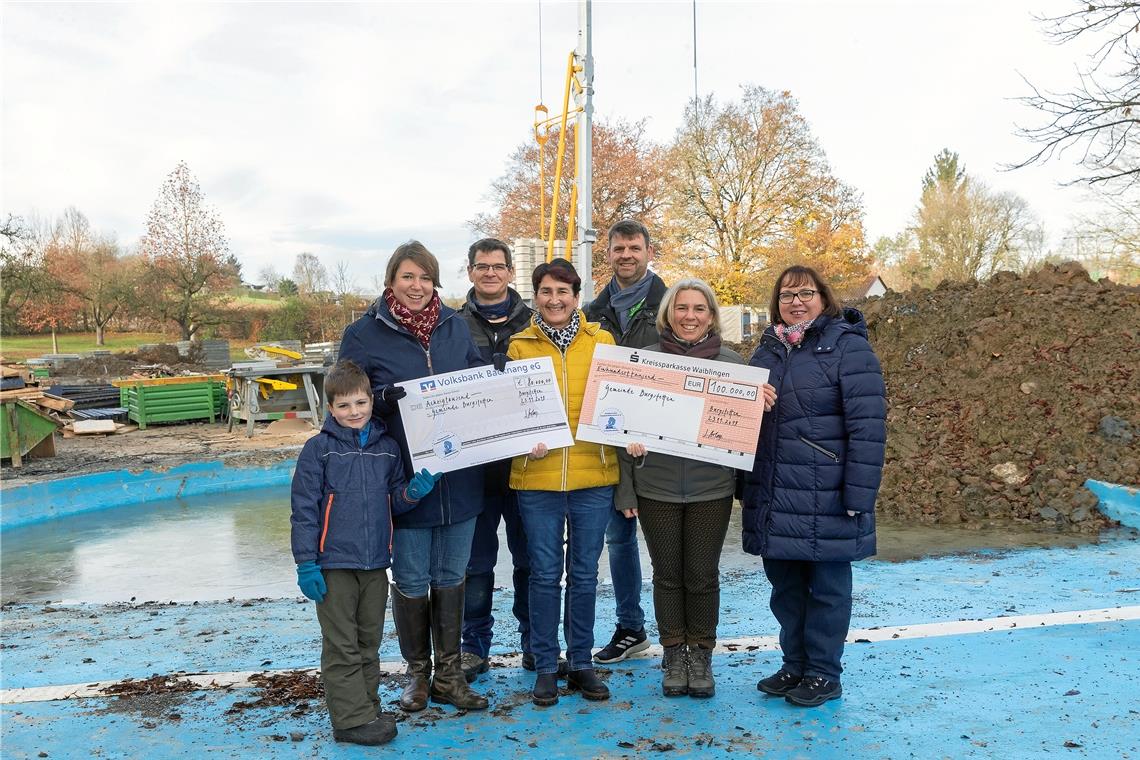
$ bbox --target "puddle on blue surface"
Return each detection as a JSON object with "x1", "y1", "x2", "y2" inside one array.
[{"x1": 0, "y1": 488, "x2": 1099, "y2": 604}]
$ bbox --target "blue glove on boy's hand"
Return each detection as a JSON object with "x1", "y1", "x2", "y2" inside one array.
[
  {"x1": 296, "y1": 561, "x2": 327, "y2": 603},
  {"x1": 406, "y1": 468, "x2": 442, "y2": 501}
]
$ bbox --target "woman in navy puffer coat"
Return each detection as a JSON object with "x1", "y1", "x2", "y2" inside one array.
[
  {"x1": 744, "y1": 265, "x2": 887, "y2": 708},
  {"x1": 338, "y1": 240, "x2": 488, "y2": 713}
]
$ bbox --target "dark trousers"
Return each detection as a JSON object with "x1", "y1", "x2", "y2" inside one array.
[
  {"x1": 762, "y1": 558, "x2": 852, "y2": 682},
  {"x1": 463, "y1": 489, "x2": 531, "y2": 657},
  {"x1": 315, "y1": 568, "x2": 389, "y2": 729},
  {"x1": 637, "y1": 496, "x2": 732, "y2": 650}
]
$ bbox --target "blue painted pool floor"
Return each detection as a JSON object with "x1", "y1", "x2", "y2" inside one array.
[{"x1": 3, "y1": 537, "x2": 1139, "y2": 759}]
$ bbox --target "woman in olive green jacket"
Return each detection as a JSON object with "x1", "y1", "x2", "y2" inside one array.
[{"x1": 506, "y1": 258, "x2": 618, "y2": 708}]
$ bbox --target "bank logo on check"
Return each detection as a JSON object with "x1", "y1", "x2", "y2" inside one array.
[{"x1": 419, "y1": 380, "x2": 438, "y2": 392}]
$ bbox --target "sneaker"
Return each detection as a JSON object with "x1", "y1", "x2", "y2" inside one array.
[
  {"x1": 661, "y1": 645, "x2": 688, "y2": 696},
  {"x1": 522, "y1": 653, "x2": 569, "y2": 677},
  {"x1": 756, "y1": 669, "x2": 802, "y2": 696},
  {"x1": 784, "y1": 675, "x2": 842, "y2": 707},
  {"x1": 461, "y1": 651, "x2": 489, "y2": 683},
  {"x1": 687, "y1": 646, "x2": 714, "y2": 698},
  {"x1": 333, "y1": 716, "x2": 397, "y2": 745},
  {"x1": 593, "y1": 626, "x2": 649, "y2": 664}
]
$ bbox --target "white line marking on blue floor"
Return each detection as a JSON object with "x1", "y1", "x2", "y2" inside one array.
[{"x1": 3, "y1": 606, "x2": 1136, "y2": 705}]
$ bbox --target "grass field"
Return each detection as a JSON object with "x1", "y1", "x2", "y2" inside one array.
[{"x1": 0, "y1": 332, "x2": 256, "y2": 362}]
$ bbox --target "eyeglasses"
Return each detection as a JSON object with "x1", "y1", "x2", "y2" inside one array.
[
  {"x1": 472, "y1": 263, "x2": 510, "y2": 273},
  {"x1": 778, "y1": 289, "x2": 817, "y2": 304}
]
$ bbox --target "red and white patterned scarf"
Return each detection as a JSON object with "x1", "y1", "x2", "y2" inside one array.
[
  {"x1": 384, "y1": 288, "x2": 441, "y2": 350},
  {"x1": 775, "y1": 318, "x2": 816, "y2": 351}
]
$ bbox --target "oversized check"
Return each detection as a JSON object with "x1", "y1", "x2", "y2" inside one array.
[
  {"x1": 395, "y1": 357, "x2": 574, "y2": 473},
  {"x1": 576, "y1": 344, "x2": 769, "y2": 470}
]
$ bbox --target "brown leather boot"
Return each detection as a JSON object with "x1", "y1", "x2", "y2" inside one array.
[
  {"x1": 429, "y1": 583, "x2": 489, "y2": 710},
  {"x1": 391, "y1": 584, "x2": 431, "y2": 712}
]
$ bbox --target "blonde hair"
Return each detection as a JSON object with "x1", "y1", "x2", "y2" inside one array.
[{"x1": 657, "y1": 278, "x2": 722, "y2": 336}]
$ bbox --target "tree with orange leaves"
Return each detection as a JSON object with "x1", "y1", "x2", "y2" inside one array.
[
  {"x1": 664, "y1": 86, "x2": 870, "y2": 294},
  {"x1": 469, "y1": 118, "x2": 668, "y2": 293}
]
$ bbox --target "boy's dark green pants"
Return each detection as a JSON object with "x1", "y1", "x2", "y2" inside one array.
[{"x1": 315, "y1": 568, "x2": 389, "y2": 729}]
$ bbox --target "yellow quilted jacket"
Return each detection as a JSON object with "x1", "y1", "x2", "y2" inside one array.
[{"x1": 507, "y1": 313, "x2": 620, "y2": 492}]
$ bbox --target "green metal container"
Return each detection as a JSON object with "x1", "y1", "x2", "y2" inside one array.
[
  {"x1": 118, "y1": 380, "x2": 226, "y2": 430},
  {"x1": 1, "y1": 400, "x2": 59, "y2": 466}
]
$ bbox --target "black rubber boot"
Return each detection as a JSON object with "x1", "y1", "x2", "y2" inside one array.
[
  {"x1": 429, "y1": 583, "x2": 489, "y2": 710},
  {"x1": 567, "y1": 668, "x2": 610, "y2": 701},
  {"x1": 391, "y1": 584, "x2": 431, "y2": 712},
  {"x1": 532, "y1": 672, "x2": 559, "y2": 706}
]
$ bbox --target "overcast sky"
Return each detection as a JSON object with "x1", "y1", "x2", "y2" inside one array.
[{"x1": 2, "y1": 0, "x2": 1093, "y2": 297}]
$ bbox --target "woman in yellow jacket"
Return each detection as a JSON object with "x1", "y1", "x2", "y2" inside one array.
[{"x1": 506, "y1": 257, "x2": 619, "y2": 708}]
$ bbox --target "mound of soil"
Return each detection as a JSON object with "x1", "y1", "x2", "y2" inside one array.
[
  {"x1": 861, "y1": 261, "x2": 1138, "y2": 531},
  {"x1": 52, "y1": 344, "x2": 211, "y2": 383}
]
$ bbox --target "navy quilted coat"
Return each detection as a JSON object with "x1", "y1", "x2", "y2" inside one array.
[
  {"x1": 742, "y1": 308, "x2": 887, "y2": 561},
  {"x1": 338, "y1": 296, "x2": 484, "y2": 529}
]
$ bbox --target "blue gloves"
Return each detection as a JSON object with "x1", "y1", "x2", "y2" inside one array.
[
  {"x1": 492, "y1": 353, "x2": 508, "y2": 372},
  {"x1": 296, "y1": 561, "x2": 327, "y2": 603},
  {"x1": 406, "y1": 468, "x2": 442, "y2": 501}
]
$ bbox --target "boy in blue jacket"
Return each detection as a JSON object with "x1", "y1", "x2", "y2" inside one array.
[{"x1": 291, "y1": 360, "x2": 440, "y2": 746}]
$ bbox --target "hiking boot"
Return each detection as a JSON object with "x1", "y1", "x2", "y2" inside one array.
[
  {"x1": 661, "y1": 645, "x2": 688, "y2": 697},
  {"x1": 532, "y1": 673, "x2": 559, "y2": 706},
  {"x1": 567, "y1": 668, "x2": 610, "y2": 701},
  {"x1": 593, "y1": 626, "x2": 649, "y2": 664},
  {"x1": 522, "y1": 653, "x2": 569, "y2": 677},
  {"x1": 756, "y1": 669, "x2": 802, "y2": 696},
  {"x1": 784, "y1": 675, "x2": 842, "y2": 707},
  {"x1": 333, "y1": 716, "x2": 397, "y2": 746},
  {"x1": 461, "y1": 651, "x2": 489, "y2": 683},
  {"x1": 687, "y1": 646, "x2": 714, "y2": 698}
]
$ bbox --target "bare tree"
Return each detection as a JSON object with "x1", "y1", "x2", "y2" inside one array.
[
  {"x1": 916, "y1": 151, "x2": 1037, "y2": 281},
  {"x1": 1062, "y1": 188, "x2": 1140, "y2": 281},
  {"x1": 293, "y1": 251, "x2": 328, "y2": 295},
  {"x1": 1013, "y1": 1, "x2": 1140, "y2": 188},
  {"x1": 138, "y1": 162, "x2": 239, "y2": 340},
  {"x1": 257, "y1": 265, "x2": 282, "y2": 290}
]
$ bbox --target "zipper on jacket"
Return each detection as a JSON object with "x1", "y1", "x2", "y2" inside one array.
[
  {"x1": 799, "y1": 436, "x2": 840, "y2": 462},
  {"x1": 319, "y1": 494, "x2": 334, "y2": 553}
]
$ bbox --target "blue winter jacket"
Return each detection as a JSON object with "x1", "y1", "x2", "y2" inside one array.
[
  {"x1": 742, "y1": 308, "x2": 887, "y2": 562},
  {"x1": 338, "y1": 296, "x2": 485, "y2": 529},
  {"x1": 290, "y1": 416, "x2": 417, "y2": 569}
]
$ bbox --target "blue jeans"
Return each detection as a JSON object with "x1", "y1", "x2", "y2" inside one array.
[
  {"x1": 463, "y1": 489, "x2": 530, "y2": 657},
  {"x1": 391, "y1": 517, "x2": 478, "y2": 598},
  {"x1": 606, "y1": 508, "x2": 645, "y2": 630},
  {"x1": 517, "y1": 487, "x2": 614, "y2": 674},
  {"x1": 762, "y1": 558, "x2": 853, "y2": 682}
]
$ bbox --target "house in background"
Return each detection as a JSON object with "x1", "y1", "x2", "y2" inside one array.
[
  {"x1": 720, "y1": 304, "x2": 769, "y2": 342},
  {"x1": 839, "y1": 273, "x2": 888, "y2": 302}
]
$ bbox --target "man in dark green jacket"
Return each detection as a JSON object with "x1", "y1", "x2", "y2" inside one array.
[{"x1": 586, "y1": 219, "x2": 667, "y2": 663}]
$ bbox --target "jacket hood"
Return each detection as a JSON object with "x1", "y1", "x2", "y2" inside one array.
[
  {"x1": 321, "y1": 414, "x2": 387, "y2": 446},
  {"x1": 763, "y1": 306, "x2": 868, "y2": 344}
]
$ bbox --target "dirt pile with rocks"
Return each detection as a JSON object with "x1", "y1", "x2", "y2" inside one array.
[
  {"x1": 859, "y1": 261, "x2": 1138, "y2": 532},
  {"x1": 52, "y1": 344, "x2": 212, "y2": 384}
]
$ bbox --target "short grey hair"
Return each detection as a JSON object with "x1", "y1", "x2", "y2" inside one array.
[{"x1": 657, "y1": 278, "x2": 723, "y2": 336}]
